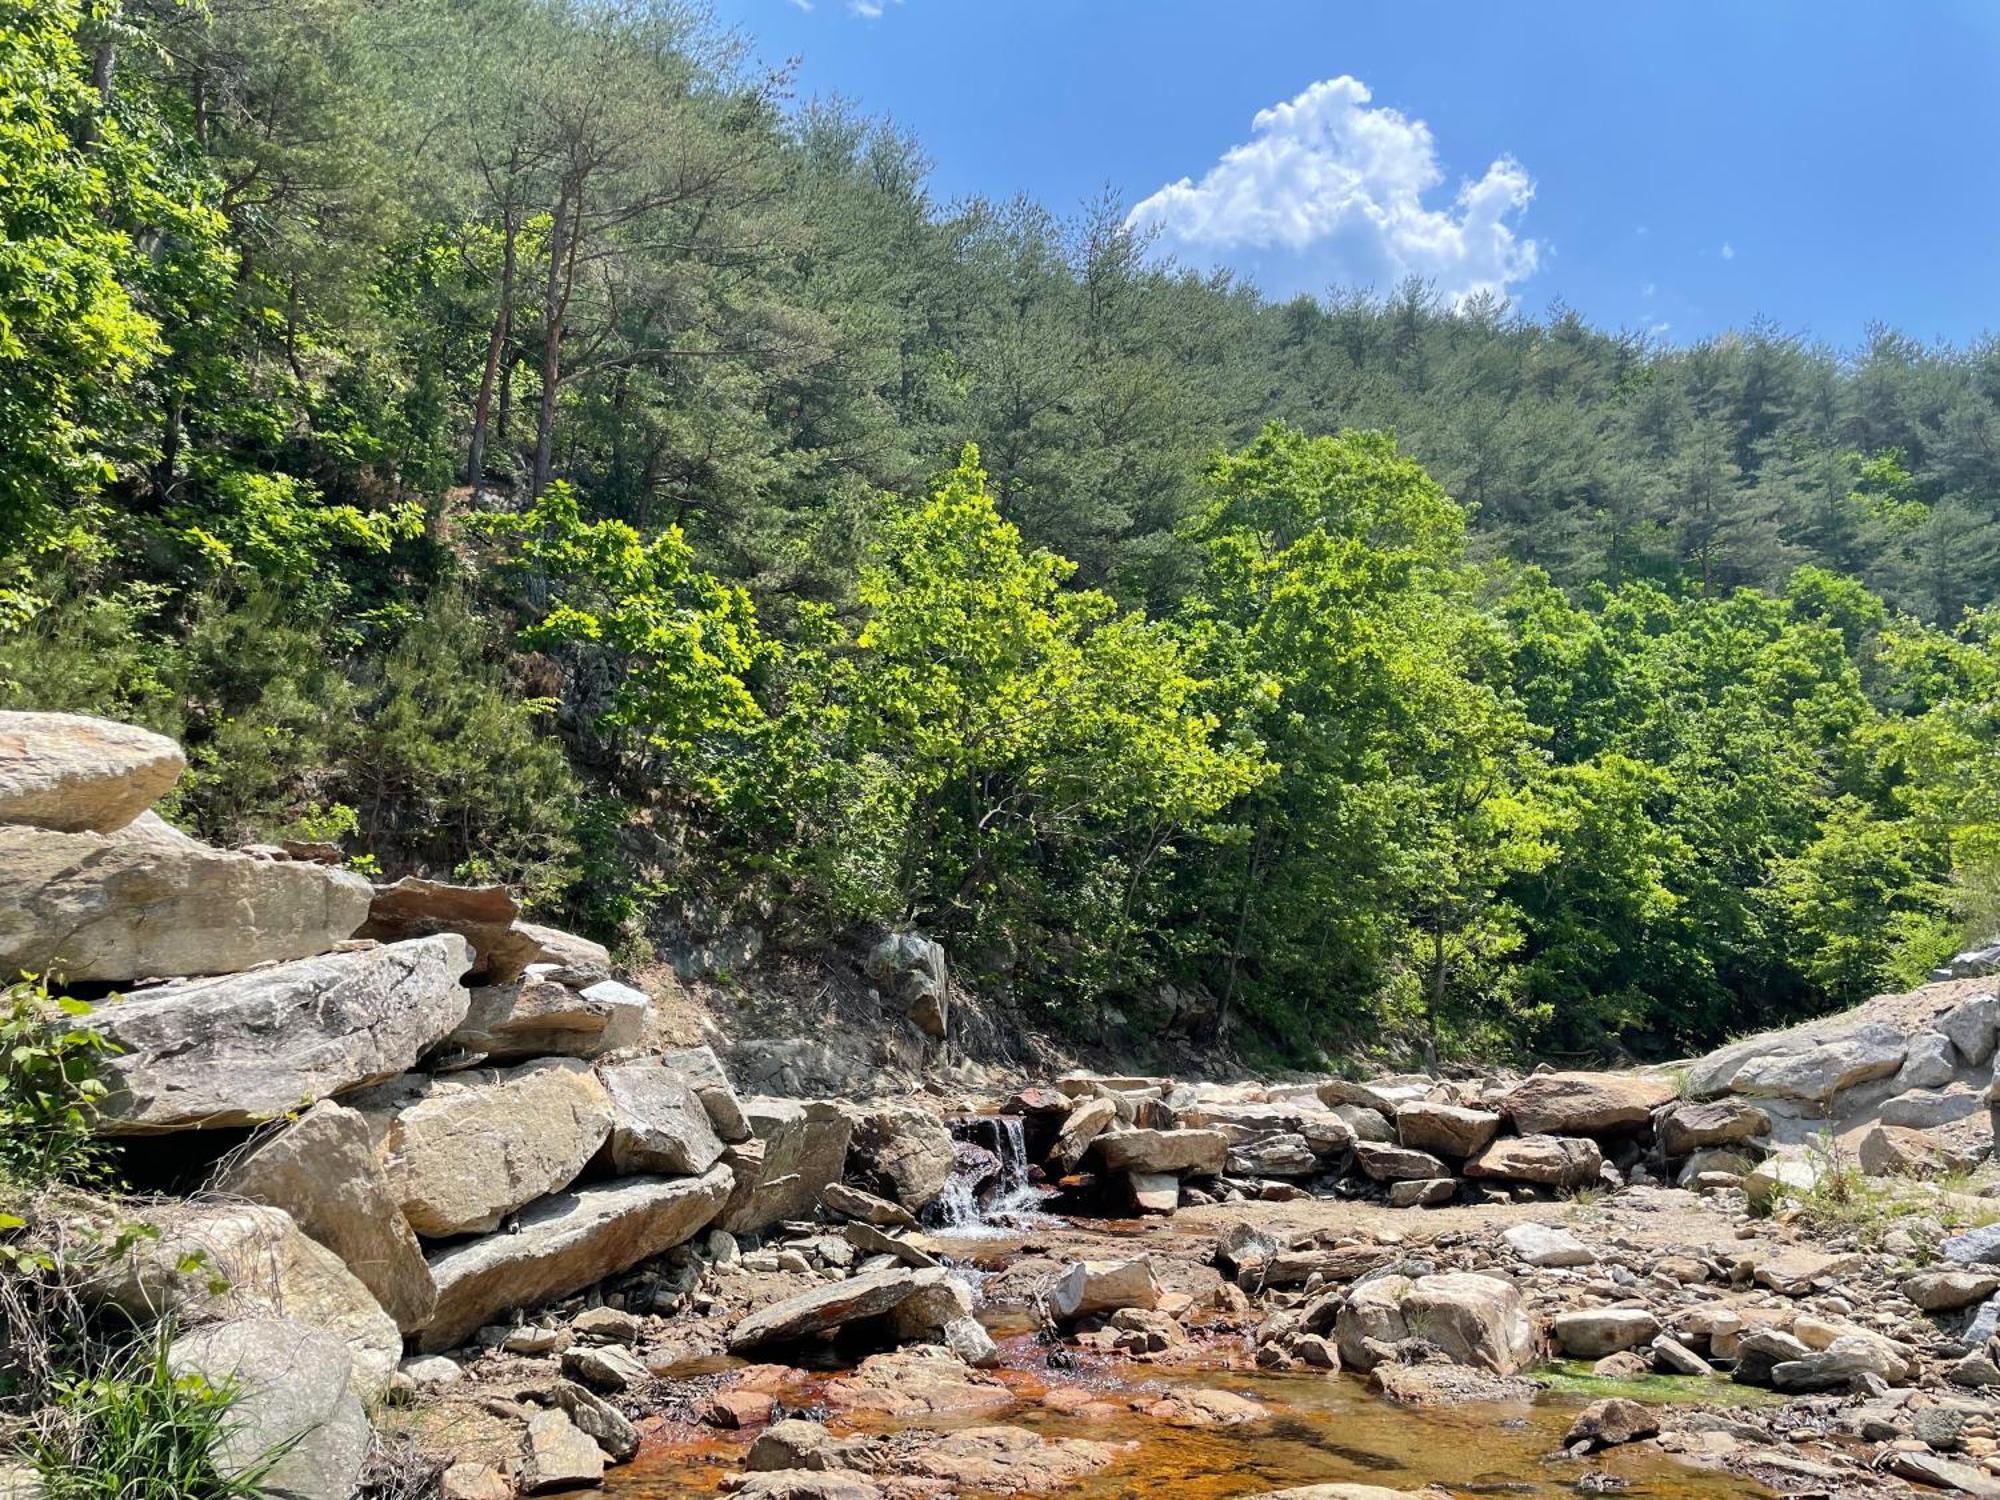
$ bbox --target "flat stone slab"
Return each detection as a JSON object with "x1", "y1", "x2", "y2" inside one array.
[
  {"x1": 421, "y1": 1166, "x2": 733, "y2": 1351},
  {"x1": 728, "y1": 1265, "x2": 949, "y2": 1352},
  {"x1": 86, "y1": 935, "x2": 473, "y2": 1132},
  {"x1": 0, "y1": 710, "x2": 185, "y2": 832}
]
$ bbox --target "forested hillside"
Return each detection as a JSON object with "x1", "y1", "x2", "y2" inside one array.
[{"x1": 5, "y1": 0, "x2": 1998, "y2": 1062}]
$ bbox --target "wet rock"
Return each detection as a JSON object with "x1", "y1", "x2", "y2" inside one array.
[
  {"x1": 1354, "y1": 1141, "x2": 1450, "y2": 1182},
  {"x1": 1387, "y1": 1177, "x2": 1455, "y2": 1208},
  {"x1": 1564, "y1": 1398, "x2": 1658, "y2": 1452},
  {"x1": 721, "y1": 1100, "x2": 854, "y2": 1235},
  {"x1": 1502, "y1": 1222, "x2": 1595, "y2": 1268},
  {"x1": 0, "y1": 711, "x2": 186, "y2": 832},
  {"x1": 167, "y1": 1317, "x2": 371, "y2": 1500},
  {"x1": 825, "y1": 1347, "x2": 1012, "y2": 1418},
  {"x1": 1137, "y1": 1388, "x2": 1269, "y2": 1426},
  {"x1": 1499, "y1": 1073, "x2": 1674, "y2": 1137},
  {"x1": 1552, "y1": 1308, "x2": 1660, "y2": 1358},
  {"x1": 448, "y1": 973, "x2": 646, "y2": 1064},
  {"x1": 357, "y1": 876, "x2": 538, "y2": 982},
  {"x1": 91, "y1": 1202, "x2": 401, "y2": 1400},
  {"x1": 1654, "y1": 1099, "x2": 1770, "y2": 1158},
  {"x1": 518, "y1": 1408, "x2": 605, "y2": 1493},
  {"x1": 421, "y1": 1166, "x2": 732, "y2": 1350},
  {"x1": 1093, "y1": 1127, "x2": 1227, "y2": 1175},
  {"x1": 214, "y1": 1099, "x2": 436, "y2": 1332},
  {"x1": 0, "y1": 813, "x2": 373, "y2": 983},
  {"x1": 85, "y1": 934, "x2": 469, "y2": 1132},
  {"x1": 892, "y1": 1425, "x2": 1121, "y2": 1492},
  {"x1": 599, "y1": 1061, "x2": 725, "y2": 1174},
  {"x1": 354, "y1": 1058, "x2": 614, "y2": 1237},
  {"x1": 1394, "y1": 1101, "x2": 1500, "y2": 1158},
  {"x1": 727, "y1": 1474, "x2": 884, "y2": 1500},
  {"x1": 1463, "y1": 1133, "x2": 1602, "y2": 1188},
  {"x1": 843, "y1": 1104, "x2": 956, "y2": 1210}
]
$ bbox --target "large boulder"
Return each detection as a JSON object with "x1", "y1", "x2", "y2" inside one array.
[
  {"x1": 1655, "y1": 1098, "x2": 1770, "y2": 1157},
  {"x1": 447, "y1": 971, "x2": 646, "y2": 1064},
  {"x1": 720, "y1": 1100, "x2": 854, "y2": 1235},
  {"x1": 84, "y1": 935, "x2": 472, "y2": 1133},
  {"x1": 659, "y1": 1044, "x2": 752, "y2": 1142},
  {"x1": 844, "y1": 1104, "x2": 957, "y2": 1211},
  {"x1": 1687, "y1": 1021, "x2": 1908, "y2": 1105},
  {"x1": 1092, "y1": 1128, "x2": 1227, "y2": 1175},
  {"x1": 1042, "y1": 1258, "x2": 1162, "y2": 1320},
  {"x1": 1051, "y1": 1096, "x2": 1117, "y2": 1171},
  {"x1": 356, "y1": 876, "x2": 539, "y2": 981},
  {"x1": 352, "y1": 1058, "x2": 615, "y2": 1238},
  {"x1": 91, "y1": 1203, "x2": 401, "y2": 1399},
  {"x1": 1353, "y1": 1141, "x2": 1450, "y2": 1183},
  {"x1": 1395, "y1": 1101, "x2": 1500, "y2": 1159},
  {"x1": 1464, "y1": 1134, "x2": 1602, "y2": 1188},
  {"x1": 867, "y1": 932, "x2": 948, "y2": 1038},
  {"x1": 1335, "y1": 1272, "x2": 1533, "y2": 1375},
  {"x1": 167, "y1": 1318, "x2": 372, "y2": 1500},
  {"x1": 0, "y1": 711, "x2": 185, "y2": 833},
  {"x1": 0, "y1": 814, "x2": 373, "y2": 984},
  {"x1": 214, "y1": 1100, "x2": 436, "y2": 1332},
  {"x1": 421, "y1": 1166, "x2": 732, "y2": 1350},
  {"x1": 728, "y1": 1265, "x2": 963, "y2": 1352},
  {"x1": 1939, "y1": 993, "x2": 2000, "y2": 1067},
  {"x1": 599, "y1": 1061, "x2": 725, "y2": 1175},
  {"x1": 1552, "y1": 1308, "x2": 1660, "y2": 1358},
  {"x1": 1498, "y1": 1072, "x2": 1674, "y2": 1137}
]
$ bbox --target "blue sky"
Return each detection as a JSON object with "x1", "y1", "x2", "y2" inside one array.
[{"x1": 714, "y1": 1, "x2": 2000, "y2": 348}]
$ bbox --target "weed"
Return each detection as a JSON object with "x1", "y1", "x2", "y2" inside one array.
[{"x1": 0, "y1": 974, "x2": 119, "y2": 1189}]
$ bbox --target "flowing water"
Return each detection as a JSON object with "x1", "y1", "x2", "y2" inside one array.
[
  {"x1": 929, "y1": 1115, "x2": 1063, "y2": 1236},
  {"x1": 597, "y1": 1348, "x2": 1777, "y2": 1500}
]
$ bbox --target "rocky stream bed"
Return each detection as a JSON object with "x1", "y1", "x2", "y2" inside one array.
[{"x1": 8, "y1": 711, "x2": 2000, "y2": 1500}]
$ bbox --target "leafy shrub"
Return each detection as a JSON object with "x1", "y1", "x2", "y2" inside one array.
[{"x1": 0, "y1": 975, "x2": 117, "y2": 1189}]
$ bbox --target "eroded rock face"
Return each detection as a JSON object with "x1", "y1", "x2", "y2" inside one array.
[
  {"x1": 422, "y1": 1166, "x2": 732, "y2": 1351},
  {"x1": 85, "y1": 935, "x2": 472, "y2": 1133},
  {"x1": 168, "y1": 1318, "x2": 371, "y2": 1500},
  {"x1": 355, "y1": 1057, "x2": 616, "y2": 1238},
  {"x1": 843, "y1": 1104, "x2": 956, "y2": 1210},
  {"x1": 599, "y1": 1061, "x2": 725, "y2": 1175},
  {"x1": 214, "y1": 1100, "x2": 436, "y2": 1332},
  {"x1": 1498, "y1": 1072, "x2": 1674, "y2": 1136},
  {"x1": 448, "y1": 972, "x2": 646, "y2": 1063},
  {"x1": 0, "y1": 711, "x2": 186, "y2": 833},
  {"x1": 1, "y1": 814, "x2": 373, "y2": 984},
  {"x1": 91, "y1": 1202, "x2": 401, "y2": 1400}
]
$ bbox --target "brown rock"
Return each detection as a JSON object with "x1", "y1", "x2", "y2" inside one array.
[
  {"x1": 0, "y1": 711, "x2": 185, "y2": 832},
  {"x1": 1463, "y1": 1133, "x2": 1602, "y2": 1187},
  {"x1": 1564, "y1": 1397, "x2": 1658, "y2": 1451},
  {"x1": 1499, "y1": 1072, "x2": 1674, "y2": 1136}
]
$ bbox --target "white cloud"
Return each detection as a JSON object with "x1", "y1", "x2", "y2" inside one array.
[
  {"x1": 788, "y1": 0, "x2": 813, "y2": 10},
  {"x1": 1126, "y1": 76, "x2": 1538, "y2": 305},
  {"x1": 1720, "y1": 241, "x2": 1735, "y2": 260},
  {"x1": 847, "y1": 0, "x2": 900, "y2": 15}
]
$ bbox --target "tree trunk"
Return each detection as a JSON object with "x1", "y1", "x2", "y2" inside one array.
[
  {"x1": 531, "y1": 186, "x2": 576, "y2": 498},
  {"x1": 468, "y1": 204, "x2": 518, "y2": 505}
]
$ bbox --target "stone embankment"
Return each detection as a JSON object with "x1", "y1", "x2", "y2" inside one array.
[{"x1": 6, "y1": 710, "x2": 2000, "y2": 1499}]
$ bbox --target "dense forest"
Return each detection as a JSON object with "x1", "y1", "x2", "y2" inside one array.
[{"x1": 5, "y1": 0, "x2": 1998, "y2": 1062}]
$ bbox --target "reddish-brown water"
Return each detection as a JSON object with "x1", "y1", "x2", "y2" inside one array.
[{"x1": 594, "y1": 1350, "x2": 1775, "y2": 1500}]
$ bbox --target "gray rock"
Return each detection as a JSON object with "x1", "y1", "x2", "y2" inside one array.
[
  {"x1": 85, "y1": 935, "x2": 470, "y2": 1133},
  {"x1": 728, "y1": 1265, "x2": 958, "y2": 1351},
  {"x1": 719, "y1": 1100, "x2": 854, "y2": 1235},
  {"x1": 599, "y1": 1061, "x2": 725, "y2": 1174},
  {"x1": 659, "y1": 1045, "x2": 752, "y2": 1142},
  {"x1": 1687, "y1": 1021, "x2": 1907, "y2": 1104},
  {"x1": 1772, "y1": 1333, "x2": 1914, "y2": 1391},
  {"x1": 844, "y1": 1104, "x2": 958, "y2": 1209},
  {"x1": 0, "y1": 711, "x2": 186, "y2": 832},
  {"x1": 518, "y1": 1408, "x2": 605, "y2": 1493},
  {"x1": 1502, "y1": 1222, "x2": 1595, "y2": 1268},
  {"x1": 1944, "y1": 1224, "x2": 2000, "y2": 1267},
  {"x1": 561, "y1": 1342, "x2": 648, "y2": 1393},
  {"x1": 1336, "y1": 1272, "x2": 1534, "y2": 1375},
  {"x1": 1655, "y1": 1098, "x2": 1771, "y2": 1157},
  {"x1": 1902, "y1": 1270, "x2": 2000, "y2": 1312},
  {"x1": 1226, "y1": 1134, "x2": 1320, "y2": 1177},
  {"x1": 943, "y1": 1315, "x2": 1000, "y2": 1368},
  {"x1": 355, "y1": 1057, "x2": 615, "y2": 1237},
  {"x1": 91, "y1": 1202, "x2": 402, "y2": 1401},
  {"x1": 421, "y1": 1166, "x2": 732, "y2": 1351},
  {"x1": 168, "y1": 1318, "x2": 371, "y2": 1500},
  {"x1": 214, "y1": 1100, "x2": 436, "y2": 1332},
  {"x1": 1354, "y1": 1141, "x2": 1449, "y2": 1182},
  {"x1": 867, "y1": 931, "x2": 948, "y2": 1038},
  {"x1": 1653, "y1": 1336, "x2": 1714, "y2": 1376},
  {"x1": 1332, "y1": 1102, "x2": 1397, "y2": 1142},
  {"x1": 1880, "y1": 1084, "x2": 1984, "y2": 1129},
  {"x1": 1895, "y1": 1029, "x2": 1964, "y2": 1090},
  {"x1": 448, "y1": 973, "x2": 645, "y2": 1063},
  {"x1": 1051, "y1": 1096, "x2": 1117, "y2": 1170},
  {"x1": 554, "y1": 1379, "x2": 640, "y2": 1462},
  {"x1": 1386, "y1": 1176, "x2": 1456, "y2": 1208},
  {"x1": 2, "y1": 814, "x2": 373, "y2": 984}
]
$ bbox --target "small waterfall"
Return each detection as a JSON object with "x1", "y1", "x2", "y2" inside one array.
[{"x1": 928, "y1": 1114, "x2": 1058, "y2": 1235}]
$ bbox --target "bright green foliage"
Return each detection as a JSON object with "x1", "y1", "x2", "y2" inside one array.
[{"x1": 0, "y1": 975, "x2": 116, "y2": 1189}]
